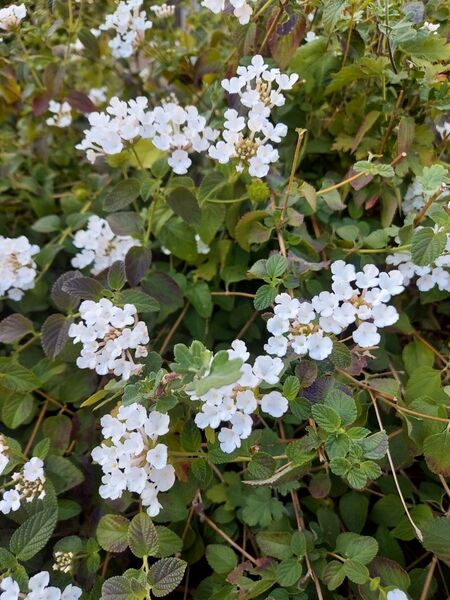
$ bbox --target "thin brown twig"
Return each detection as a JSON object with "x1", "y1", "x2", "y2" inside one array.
[
  {"x1": 34, "y1": 389, "x2": 75, "y2": 416},
  {"x1": 369, "y1": 391, "x2": 423, "y2": 541},
  {"x1": 236, "y1": 311, "x2": 258, "y2": 340},
  {"x1": 24, "y1": 400, "x2": 48, "y2": 456},
  {"x1": 258, "y1": 2, "x2": 284, "y2": 54},
  {"x1": 290, "y1": 492, "x2": 324, "y2": 599},
  {"x1": 211, "y1": 291, "x2": 256, "y2": 299},
  {"x1": 419, "y1": 556, "x2": 437, "y2": 600},
  {"x1": 414, "y1": 188, "x2": 444, "y2": 227},
  {"x1": 159, "y1": 302, "x2": 190, "y2": 355},
  {"x1": 198, "y1": 511, "x2": 259, "y2": 564}
]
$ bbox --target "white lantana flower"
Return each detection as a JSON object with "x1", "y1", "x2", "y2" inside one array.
[
  {"x1": 201, "y1": 0, "x2": 255, "y2": 24},
  {"x1": 77, "y1": 96, "x2": 218, "y2": 173},
  {"x1": 402, "y1": 177, "x2": 447, "y2": 214},
  {"x1": 0, "y1": 4, "x2": 26, "y2": 31},
  {"x1": 100, "y1": 0, "x2": 152, "y2": 58},
  {"x1": 264, "y1": 260, "x2": 404, "y2": 361},
  {"x1": 386, "y1": 229, "x2": 450, "y2": 294},
  {"x1": 71, "y1": 216, "x2": 140, "y2": 275},
  {"x1": 190, "y1": 341, "x2": 288, "y2": 454},
  {"x1": 0, "y1": 571, "x2": 82, "y2": 600},
  {"x1": 68, "y1": 299, "x2": 149, "y2": 380},
  {"x1": 0, "y1": 235, "x2": 39, "y2": 301},
  {"x1": 208, "y1": 55, "x2": 298, "y2": 178},
  {"x1": 92, "y1": 403, "x2": 175, "y2": 516},
  {"x1": 386, "y1": 590, "x2": 409, "y2": 600},
  {"x1": 46, "y1": 100, "x2": 72, "y2": 128},
  {"x1": 0, "y1": 458, "x2": 46, "y2": 515}
]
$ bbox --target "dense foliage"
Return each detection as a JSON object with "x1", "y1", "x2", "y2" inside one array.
[{"x1": 0, "y1": 0, "x2": 450, "y2": 598}]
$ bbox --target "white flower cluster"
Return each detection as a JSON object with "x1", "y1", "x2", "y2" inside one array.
[
  {"x1": 0, "y1": 458, "x2": 46, "y2": 515},
  {"x1": 0, "y1": 572, "x2": 81, "y2": 600},
  {"x1": 92, "y1": 403, "x2": 175, "y2": 516},
  {"x1": 208, "y1": 55, "x2": 298, "y2": 177},
  {"x1": 141, "y1": 102, "x2": 219, "y2": 174},
  {"x1": 265, "y1": 260, "x2": 405, "y2": 359},
  {"x1": 0, "y1": 3, "x2": 26, "y2": 31},
  {"x1": 77, "y1": 96, "x2": 218, "y2": 174},
  {"x1": 150, "y1": 3, "x2": 175, "y2": 19},
  {"x1": 71, "y1": 216, "x2": 140, "y2": 275},
  {"x1": 386, "y1": 232, "x2": 450, "y2": 293},
  {"x1": 89, "y1": 86, "x2": 108, "y2": 105},
  {"x1": 68, "y1": 300, "x2": 149, "y2": 380},
  {"x1": 201, "y1": 0, "x2": 255, "y2": 25},
  {"x1": 402, "y1": 177, "x2": 447, "y2": 214},
  {"x1": 76, "y1": 96, "x2": 147, "y2": 163},
  {"x1": 0, "y1": 235, "x2": 39, "y2": 301},
  {"x1": 0, "y1": 436, "x2": 9, "y2": 476},
  {"x1": 100, "y1": 0, "x2": 152, "y2": 59},
  {"x1": 46, "y1": 100, "x2": 72, "y2": 128},
  {"x1": 190, "y1": 340, "x2": 288, "y2": 454}
]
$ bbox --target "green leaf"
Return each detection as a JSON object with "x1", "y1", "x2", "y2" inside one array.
[
  {"x1": 401, "y1": 35, "x2": 450, "y2": 61},
  {"x1": 242, "y1": 488, "x2": 284, "y2": 528},
  {"x1": 206, "y1": 544, "x2": 238, "y2": 574},
  {"x1": 330, "y1": 341, "x2": 352, "y2": 369},
  {"x1": 10, "y1": 508, "x2": 58, "y2": 561},
  {"x1": 266, "y1": 254, "x2": 289, "y2": 278},
  {"x1": 234, "y1": 210, "x2": 272, "y2": 251},
  {"x1": 311, "y1": 404, "x2": 341, "y2": 432},
  {"x1": 276, "y1": 558, "x2": 303, "y2": 586},
  {"x1": 422, "y1": 517, "x2": 450, "y2": 563},
  {"x1": 1, "y1": 393, "x2": 34, "y2": 429},
  {"x1": 353, "y1": 161, "x2": 395, "y2": 177},
  {"x1": 180, "y1": 421, "x2": 202, "y2": 452},
  {"x1": 0, "y1": 358, "x2": 40, "y2": 393},
  {"x1": 339, "y1": 492, "x2": 369, "y2": 534},
  {"x1": 282, "y1": 375, "x2": 300, "y2": 401},
  {"x1": 360, "y1": 431, "x2": 388, "y2": 459},
  {"x1": 115, "y1": 290, "x2": 160, "y2": 313},
  {"x1": 154, "y1": 527, "x2": 183, "y2": 558},
  {"x1": 198, "y1": 171, "x2": 227, "y2": 204},
  {"x1": 423, "y1": 430, "x2": 450, "y2": 476},
  {"x1": 343, "y1": 559, "x2": 369, "y2": 584},
  {"x1": 191, "y1": 457, "x2": 213, "y2": 486},
  {"x1": 103, "y1": 179, "x2": 141, "y2": 212},
  {"x1": 147, "y1": 557, "x2": 187, "y2": 597},
  {"x1": 101, "y1": 576, "x2": 136, "y2": 600},
  {"x1": 189, "y1": 351, "x2": 242, "y2": 396},
  {"x1": 185, "y1": 282, "x2": 212, "y2": 319},
  {"x1": 416, "y1": 165, "x2": 450, "y2": 195},
  {"x1": 285, "y1": 440, "x2": 315, "y2": 466},
  {"x1": 256, "y1": 531, "x2": 293, "y2": 560},
  {"x1": 403, "y1": 341, "x2": 435, "y2": 375},
  {"x1": 97, "y1": 515, "x2": 130, "y2": 552},
  {"x1": 411, "y1": 227, "x2": 447, "y2": 267},
  {"x1": 45, "y1": 455, "x2": 84, "y2": 493},
  {"x1": 128, "y1": 513, "x2": 159, "y2": 558},
  {"x1": 323, "y1": 560, "x2": 346, "y2": 590},
  {"x1": 324, "y1": 390, "x2": 357, "y2": 426},
  {"x1": 336, "y1": 532, "x2": 378, "y2": 564},
  {"x1": 32, "y1": 215, "x2": 61, "y2": 233},
  {"x1": 322, "y1": 0, "x2": 348, "y2": 30},
  {"x1": 166, "y1": 187, "x2": 201, "y2": 225},
  {"x1": 248, "y1": 452, "x2": 276, "y2": 479},
  {"x1": 254, "y1": 284, "x2": 278, "y2": 310}
]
